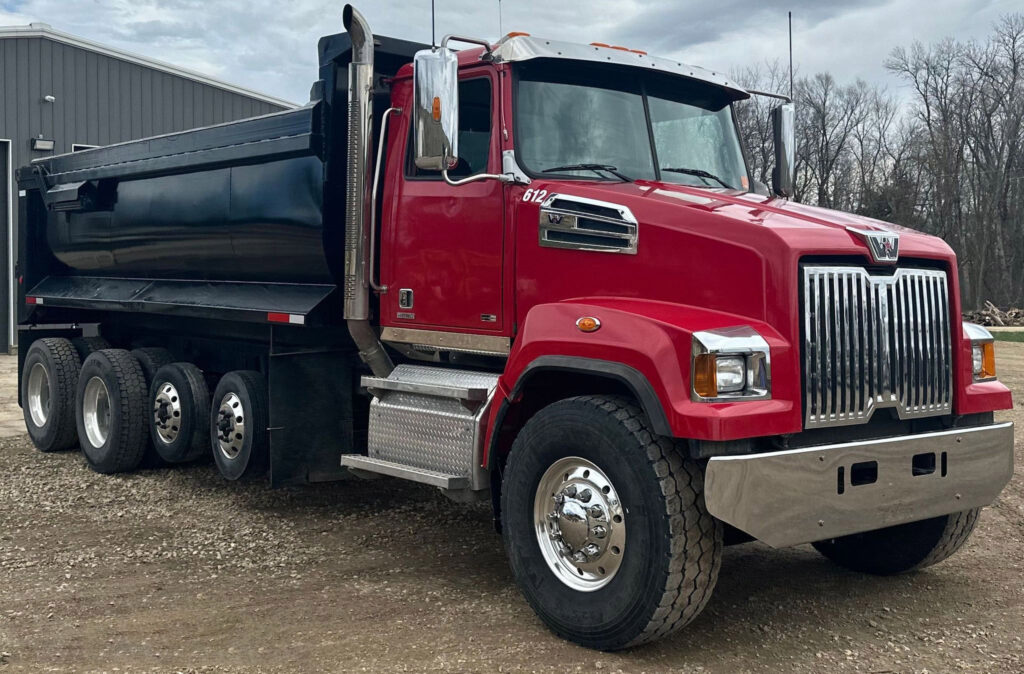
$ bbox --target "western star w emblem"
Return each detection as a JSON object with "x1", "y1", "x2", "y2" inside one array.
[{"x1": 847, "y1": 227, "x2": 900, "y2": 264}]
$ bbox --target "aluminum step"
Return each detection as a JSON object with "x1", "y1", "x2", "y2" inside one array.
[
  {"x1": 340, "y1": 455, "x2": 469, "y2": 489},
  {"x1": 358, "y1": 365, "x2": 501, "y2": 492},
  {"x1": 361, "y1": 365, "x2": 499, "y2": 401}
]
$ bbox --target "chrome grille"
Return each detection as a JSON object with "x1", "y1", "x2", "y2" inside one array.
[{"x1": 802, "y1": 266, "x2": 952, "y2": 428}]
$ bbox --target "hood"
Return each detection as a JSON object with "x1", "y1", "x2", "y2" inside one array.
[{"x1": 539, "y1": 178, "x2": 955, "y2": 266}]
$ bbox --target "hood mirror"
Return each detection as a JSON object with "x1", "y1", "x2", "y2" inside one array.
[{"x1": 771, "y1": 103, "x2": 795, "y2": 199}]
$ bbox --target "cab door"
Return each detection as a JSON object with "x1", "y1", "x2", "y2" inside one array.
[{"x1": 381, "y1": 70, "x2": 506, "y2": 334}]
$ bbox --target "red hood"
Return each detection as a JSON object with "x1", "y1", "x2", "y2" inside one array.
[{"x1": 554, "y1": 178, "x2": 955, "y2": 264}]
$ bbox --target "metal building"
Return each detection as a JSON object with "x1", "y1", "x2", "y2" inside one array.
[{"x1": 0, "y1": 23, "x2": 294, "y2": 351}]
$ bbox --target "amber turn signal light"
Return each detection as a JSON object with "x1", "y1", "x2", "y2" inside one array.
[
  {"x1": 431, "y1": 96, "x2": 441, "y2": 122},
  {"x1": 576, "y1": 316, "x2": 601, "y2": 333},
  {"x1": 981, "y1": 341, "x2": 996, "y2": 379},
  {"x1": 693, "y1": 353, "x2": 718, "y2": 398}
]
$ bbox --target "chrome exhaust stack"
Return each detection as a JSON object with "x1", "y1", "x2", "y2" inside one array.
[{"x1": 342, "y1": 4, "x2": 394, "y2": 377}]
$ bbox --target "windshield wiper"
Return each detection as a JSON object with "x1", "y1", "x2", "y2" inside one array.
[
  {"x1": 542, "y1": 163, "x2": 633, "y2": 182},
  {"x1": 661, "y1": 167, "x2": 733, "y2": 189}
]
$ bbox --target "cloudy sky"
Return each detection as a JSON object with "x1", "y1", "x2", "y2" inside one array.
[{"x1": 0, "y1": 0, "x2": 1019, "y2": 105}]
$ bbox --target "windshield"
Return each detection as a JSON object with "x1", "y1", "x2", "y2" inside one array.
[{"x1": 515, "y1": 61, "x2": 749, "y2": 189}]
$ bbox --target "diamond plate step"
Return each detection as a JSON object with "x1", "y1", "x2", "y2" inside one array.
[{"x1": 340, "y1": 455, "x2": 469, "y2": 489}]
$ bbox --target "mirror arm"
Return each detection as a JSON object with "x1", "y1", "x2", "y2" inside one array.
[
  {"x1": 746, "y1": 88, "x2": 793, "y2": 104},
  {"x1": 442, "y1": 169, "x2": 515, "y2": 186},
  {"x1": 440, "y1": 34, "x2": 493, "y2": 55}
]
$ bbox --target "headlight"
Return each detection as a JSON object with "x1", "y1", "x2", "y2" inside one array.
[
  {"x1": 964, "y1": 322, "x2": 996, "y2": 381},
  {"x1": 691, "y1": 326, "x2": 771, "y2": 401}
]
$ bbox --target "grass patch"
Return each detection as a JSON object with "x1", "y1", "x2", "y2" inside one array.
[{"x1": 994, "y1": 331, "x2": 1024, "y2": 343}]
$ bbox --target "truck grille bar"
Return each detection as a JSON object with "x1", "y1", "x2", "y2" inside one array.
[{"x1": 802, "y1": 266, "x2": 953, "y2": 428}]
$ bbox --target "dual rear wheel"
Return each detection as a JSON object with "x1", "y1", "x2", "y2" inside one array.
[{"x1": 21, "y1": 337, "x2": 268, "y2": 479}]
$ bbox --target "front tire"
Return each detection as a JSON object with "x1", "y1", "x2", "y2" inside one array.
[
  {"x1": 501, "y1": 395, "x2": 722, "y2": 650},
  {"x1": 812, "y1": 509, "x2": 981, "y2": 575}
]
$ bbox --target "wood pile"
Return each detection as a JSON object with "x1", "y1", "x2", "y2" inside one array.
[{"x1": 962, "y1": 301, "x2": 1024, "y2": 327}]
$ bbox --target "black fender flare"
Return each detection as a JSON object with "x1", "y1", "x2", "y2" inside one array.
[{"x1": 487, "y1": 355, "x2": 672, "y2": 471}]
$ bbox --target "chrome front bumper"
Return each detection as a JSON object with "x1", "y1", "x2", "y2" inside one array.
[{"x1": 704, "y1": 422, "x2": 1014, "y2": 548}]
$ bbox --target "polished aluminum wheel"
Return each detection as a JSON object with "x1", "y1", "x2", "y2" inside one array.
[
  {"x1": 215, "y1": 392, "x2": 245, "y2": 460},
  {"x1": 152, "y1": 381, "x2": 183, "y2": 445},
  {"x1": 26, "y1": 362, "x2": 51, "y2": 428},
  {"x1": 534, "y1": 456, "x2": 626, "y2": 591},
  {"x1": 81, "y1": 376, "x2": 111, "y2": 448}
]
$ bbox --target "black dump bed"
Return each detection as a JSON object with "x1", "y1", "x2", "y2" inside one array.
[{"x1": 16, "y1": 33, "x2": 427, "y2": 327}]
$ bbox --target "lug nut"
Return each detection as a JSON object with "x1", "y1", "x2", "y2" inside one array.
[
  {"x1": 578, "y1": 488, "x2": 592, "y2": 503},
  {"x1": 571, "y1": 551, "x2": 587, "y2": 564},
  {"x1": 553, "y1": 493, "x2": 565, "y2": 504},
  {"x1": 591, "y1": 525, "x2": 607, "y2": 539},
  {"x1": 588, "y1": 505, "x2": 605, "y2": 519},
  {"x1": 582, "y1": 543, "x2": 600, "y2": 558},
  {"x1": 547, "y1": 510, "x2": 560, "y2": 521},
  {"x1": 563, "y1": 484, "x2": 577, "y2": 498}
]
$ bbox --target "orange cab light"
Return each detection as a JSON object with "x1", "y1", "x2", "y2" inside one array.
[
  {"x1": 629, "y1": 49, "x2": 648, "y2": 55},
  {"x1": 505, "y1": 31, "x2": 530, "y2": 38},
  {"x1": 590, "y1": 42, "x2": 611, "y2": 48},
  {"x1": 576, "y1": 316, "x2": 601, "y2": 333},
  {"x1": 431, "y1": 96, "x2": 441, "y2": 122},
  {"x1": 693, "y1": 353, "x2": 718, "y2": 398},
  {"x1": 610, "y1": 45, "x2": 630, "y2": 51},
  {"x1": 981, "y1": 342, "x2": 997, "y2": 379}
]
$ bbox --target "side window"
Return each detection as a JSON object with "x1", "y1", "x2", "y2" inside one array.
[{"x1": 407, "y1": 77, "x2": 492, "y2": 178}]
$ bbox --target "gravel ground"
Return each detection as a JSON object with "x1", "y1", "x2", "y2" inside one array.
[{"x1": 1, "y1": 346, "x2": 1023, "y2": 673}]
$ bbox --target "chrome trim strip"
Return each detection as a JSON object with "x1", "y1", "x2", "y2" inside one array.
[
  {"x1": 705, "y1": 422, "x2": 1014, "y2": 548},
  {"x1": 803, "y1": 266, "x2": 952, "y2": 428},
  {"x1": 381, "y1": 326, "x2": 511, "y2": 355}
]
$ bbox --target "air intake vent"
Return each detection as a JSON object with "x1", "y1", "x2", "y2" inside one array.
[{"x1": 538, "y1": 194, "x2": 638, "y2": 255}]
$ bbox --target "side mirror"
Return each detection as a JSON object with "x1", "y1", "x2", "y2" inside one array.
[
  {"x1": 413, "y1": 47, "x2": 459, "y2": 171},
  {"x1": 771, "y1": 103, "x2": 795, "y2": 198}
]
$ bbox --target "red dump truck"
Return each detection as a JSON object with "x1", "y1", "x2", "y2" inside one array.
[{"x1": 15, "y1": 5, "x2": 1014, "y2": 649}]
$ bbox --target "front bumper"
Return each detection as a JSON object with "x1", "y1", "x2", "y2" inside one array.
[{"x1": 704, "y1": 422, "x2": 1014, "y2": 548}]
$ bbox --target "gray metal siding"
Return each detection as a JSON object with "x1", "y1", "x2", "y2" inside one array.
[{"x1": 1, "y1": 36, "x2": 288, "y2": 349}]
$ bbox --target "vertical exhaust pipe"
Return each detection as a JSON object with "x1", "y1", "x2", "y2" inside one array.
[{"x1": 343, "y1": 4, "x2": 394, "y2": 377}]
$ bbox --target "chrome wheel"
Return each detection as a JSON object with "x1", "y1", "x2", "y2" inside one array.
[
  {"x1": 215, "y1": 392, "x2": 245, "y2": 460},
  {"x1": 152, "y1": 381, "x2": 183, "y2": 445},
  {"x1": 26, "y1": 362, "x2": 51, "y2": 428},
  {"x1": 534, "y1": 456, "x2": 626, "y2": 591},
  {"x1": 81, "y1": 376, "x2": 111, "y2": 448}
]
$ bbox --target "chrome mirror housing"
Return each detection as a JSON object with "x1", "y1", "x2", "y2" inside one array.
[
  {"x1": 771, "y1": 102, "x2": 795, "y2": 198},
  {"x1": 413, "y1": 48, "x2": 459, "y2": 171}
]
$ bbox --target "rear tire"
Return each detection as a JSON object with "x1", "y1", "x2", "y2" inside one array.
[
  {"x1": 131, "y1": 347, "x2": 175, "y2": 385},
  {"x1": 812, "y1": 509, "x2": 981, "y2": 575},
  {"x1": 21, "y1": 338, "x2": 81, "y2": 452},
  {"x1": 501, "y1": 395, "x2": 722, "y2": 650},
  {"x1": 210, "y1": 370, "x2": 269, "y2": 480},
  {"x1": 71, "y1": 336, "x2": 111, "y2": 362},
  {"x1": 131, "y1": 347, "x2": 176, "y2": 467},
  {"x1": 150, "y1": 363, "x2": 210, "y2": 463},
  {"x1": 75, "y1": 349, "x2": 148, "y2": 474}
]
